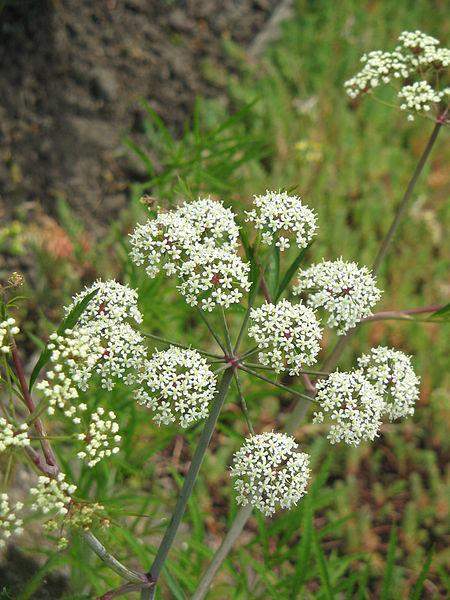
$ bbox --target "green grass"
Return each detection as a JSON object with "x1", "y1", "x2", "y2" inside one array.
[{"x1": 3, "y1": 0, "x2": 450, "y2": 598}]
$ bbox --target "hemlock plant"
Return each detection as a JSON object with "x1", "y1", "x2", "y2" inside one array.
[{"x1": 0, "y1": 29, "x2": 448, "y2": 600}]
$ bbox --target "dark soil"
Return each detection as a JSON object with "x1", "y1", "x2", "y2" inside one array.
[{"x1": 0, "y1": 0, "x2": 276, "y2": 227}]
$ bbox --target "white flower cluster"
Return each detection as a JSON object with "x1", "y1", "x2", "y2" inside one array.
[
  {"x1": 136, "y1": 347, "x2": 217, "y2": 428},
  {"x1": 345, "y1": 49, "x2": 410, "y2": 98},
  {"x1": 30, "y1": 473, "x2": 76, "y2": 516},
  {"x1": 77, "y1": 407, "x2": 121, "y2": 467},
  {"x1": 38, "y1": 280, "x2": 147, "y2": 419},
  {"x1": 177, "y1": 245, "x2": 251, "y2": 311},
  {"x1": 0, "y1": 317, "x2": 19, "y2": 354},
  {"x1": 37, "y1": 328, "x2": 102, "y2": 418},
  {"x1": 314, "y1": 371, "x2": 384, "y2": 446},
  {"x1": 245, "y1": 191, "x2": 318, "y2": 251},
  {"x1": 248, "y1": 300, "x2": 322, "y2": 375},
  {"x1": 65, "y1": 279, "x2": 143, "y2": 327},
  {"x1": 358, "y1": 346, "x2": 420, "y2": 420},
  {"x1": 231, "y1": 432, "x2": 310, "y2": 516},
  {"x1": 345, "y1": 30, "x2": 449, "y2": 121},
  {"x1": 399, "y1": 82, "x2": 448, "y2": 120},
  {"x1": 130, "y1": 198, "x2": 250, "y2": 310},
  {"x1": 65, "y1": 280, "x2": 147, "y2": 390},
  {"x1": 294, "y1": 259, "x2": 382, "y2": 334},
  {"x1": 0, "y1": 493, "x2": 24, "y2": 548},
  {"x1": 0, "y1": 419, "x2": 29, "y2": 452}
]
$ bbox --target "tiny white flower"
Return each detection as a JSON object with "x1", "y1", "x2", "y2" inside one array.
[
  {"x1": 0, "y1": 418, "x2": 30, "y2": 453},
  {"x1": 231, "y1": 432, "x2": 310, "y2": 516}
]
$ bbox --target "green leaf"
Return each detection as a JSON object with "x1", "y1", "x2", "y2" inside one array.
[
  {"x1": 411, "y1": 547, "x2": 434, "y2": 600},
  {"x1": 29, "y1": 288, "x2": 98, "y2": 390},
  {"x1": 381, "y1": 526, "x2": 397, "y2": 600},
  {"x1": 265, "y1": 245, "x2": 280, "y2": 300},
  {"x1": 428, "y1": 302, "x2": 450, "y2": 321},
  {"x1": 275, "y1": 243, "x2": 312, "y2": 302},
  {"x1": 313, "y1": 530, "x2": 334, "y2": 600},
  {"x1": 291, "y1": 495, "x2": 314, "y2": 594}
]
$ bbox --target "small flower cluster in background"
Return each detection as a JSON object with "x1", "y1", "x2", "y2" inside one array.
[
  {"x1": 0, "y1": 419, "x2": 29, "y2": 452},
  {"x1": 345, "y1": 30, "x2": 449, "y2": 121},
  {"x1": 0, "y1": 317, "x2": 19, "y2": 353},
  {"x1": 77, "y1": 407, "x2": 121, "y2": 467},
  {"x1": 0, "y1": 493, "x2": 24, "y2": 548},
  {"x1": 30, "y1": 474, "x2": 109, "y2": 549}
]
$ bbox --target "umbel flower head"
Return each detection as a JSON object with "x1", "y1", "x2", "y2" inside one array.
[
  {"x1": 357, "y1": 346, "x2": 420, "y2": 420},
  {"x1": 231, "y1": 432, "x2": 310, "y2": 516},
  {"x1": 65, "y1": 279, "x2": 143, "y2": 328},
  {"x1": 0, "y1": 493, "x2": 24, "y2": 548},
  {"x1": 176, "y1": 245, "x2": 251, "y2": 311},
  {"x1": 77, "y1": 407, "x2": 121, "y2": 468},
  {"x1": 294, "y1": 258, "x2": 382, "y2": 334},
  {"x1": 136, "y1": 347, "x2": 217, "y2": 428},
  {"x1": 345, "y1": 30, "x2": 449, "y2": 122},
  {"x1": 130, "y1": 199, "x2": 249, "y2": 309},
  {"x1": 248, "y1": 300, "x2": 322, "y2": 374},
  {"x1": 129, "y1": 198, "x2": 240, "y2": 279},
  {"x1": 246, "y1": 190, "x2": 318, "y2": 251},
  {"x1": 314, "y1": 371, "x2": 384, "y2": 446}
]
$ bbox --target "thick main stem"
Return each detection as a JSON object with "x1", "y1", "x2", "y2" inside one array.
[
  {"x1": 142, "y1": 367, "x2": 235, "y2": 598},
  {"x1": 11, "y1": 345, "x2": 57, "y2": 468},
  {"x1": 372, "y1": 119, "x2": 442, "y2": 275},
  {"x1": 191, "y1": 119, "x2": 444, "y2": 599}
]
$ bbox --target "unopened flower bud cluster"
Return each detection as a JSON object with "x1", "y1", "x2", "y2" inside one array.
[
  {"x1": 0, "y1": 317, "x2": 19, "y2": 354},
  {"x1": 77, "y1": 407, "x2": 121, "y2": 467},
  {"x1": 231, "y1": 432, "x2": 310, "y2": 516},
  {"x1": 0, "y1": 493, "x2": 24, "y2": 548},
  {"x1": 0, "y1": 419, "x2": 29, "y2": 452},
  {"x1": 248, "y1": 300, "x2": 322, "y2": 374},
  {"x1": 130, "y1": 198, "x2": 250, "y2": 310},
  {"x1": 245, "y1": 191, "x2": 318, "y2": 251},
  {"x1": 136, "y1": 347, "x2": 217, "y2": 427},
  {"x1": 294, "y1": 259, "x2": 382, "y2": 334},
  {"x1": 345, "y1": 30, "x2": 449, "y2": 121}
]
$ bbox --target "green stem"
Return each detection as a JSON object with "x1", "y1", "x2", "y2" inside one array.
[
  {"x1": 372, "y1": 119, "x2": 442, "y2": 275},
  {"x1": 141, "y1": 331, "x2": 222, "y2": 360},
  {"x1": 220, "y1": 307, "x2": 233, "y2": 354},
  {"x1": 142, "y1": 368, "x2": 235, "y2": 598},
  {"x1": 197, "y1": 309, "x2": 228, "y2": 354},
  {"x1": 242, "y1": 362, "x2": 329, "y2": 376},
  {"x1": 234, "y1": 373, "x2": 255, "y2": 435},
  {"x1": 239, "y1": 365, "x2": 314, "y2": 402}
]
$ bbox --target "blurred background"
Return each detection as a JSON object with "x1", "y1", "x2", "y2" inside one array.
[{"x1": 0, "y1": 0, "x2": 449, "y2": 598}]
